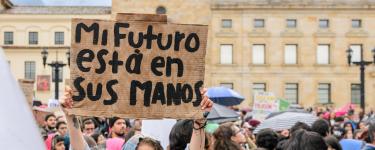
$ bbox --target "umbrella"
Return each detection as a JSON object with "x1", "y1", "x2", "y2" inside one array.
[
  {"x1": 254, "y1": 112, "x2": 317, "y2": 134},
  {"x1": 266, "y1": 109, "x2": 308, "y2": 119},
  {"x1": 207, "y1": 86, "x2": 245, "y2": 106},
  {"x1": 207, "y1": 103, "x2": 240, "y2": 124}
]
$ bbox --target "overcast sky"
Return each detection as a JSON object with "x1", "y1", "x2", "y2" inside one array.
[{"x1": 11, "y1": 0, "x2": 111, "y2": 6}]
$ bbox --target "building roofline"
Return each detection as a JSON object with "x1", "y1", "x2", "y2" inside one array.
[{"x1": 0, "y1": 6, "x2": 111, "y2": 14}]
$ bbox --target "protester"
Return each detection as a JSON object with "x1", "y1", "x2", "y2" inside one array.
[
  {"x1": 284, "y1": 129, "x2": 328, "y2": 150},
  {"x1": 43, "y1": 114, "x2": 57, "y2": 134},
  {"x1": 55, "y1": 121, "x2": 68, "y2": 137},
  {"x1": 363, "y1": 120, "x2": 375, "y2": 150},
  {"x1": 256, "y1": 128, "x2": 278, "y2": 150},
  {"x1": 213, "y1": 122, "x2": 246, "y2": 150},
  {"x1": 136, "y1": 137, "x2": 163, "y2": 150},
  {"x1": 311, "y1": 119, "x2": 330, "y2": 137},
  {"x1": 325, "y1": 136, "x2": 342, "y2": 150},
  {"x1": 82, "y1": 118, "x2": 96, "y2": 136},
  {"x1": 51, "y1": 135, "x2": 66, "y2": 150}
]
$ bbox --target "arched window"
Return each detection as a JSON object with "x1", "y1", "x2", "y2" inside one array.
[{"x1": 156, "y1": 6, "x2": 166, "y2": 14}]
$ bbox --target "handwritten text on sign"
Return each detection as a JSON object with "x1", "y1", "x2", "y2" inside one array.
[{"x1": 69, "y1": 18, "x2": 207, "y2": 119}]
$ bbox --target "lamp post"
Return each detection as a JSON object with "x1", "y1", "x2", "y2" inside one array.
[
  {"x1": 346, "y1": 47, "x2": 375, "y2": 112},
  {"x1": 41, "y1": 48, "x2": 70, "y2": 100}
]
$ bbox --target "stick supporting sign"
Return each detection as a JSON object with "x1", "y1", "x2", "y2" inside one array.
[{"x1": 69, "y1": 15, "x2": 208, "y2": 119}]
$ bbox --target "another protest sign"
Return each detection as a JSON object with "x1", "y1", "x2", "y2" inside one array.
[
  {"x1": 18, "y1": 79, "x2": 34, "y2": 107},
  {"x1": 252, "y1": 91, "x2": 279, "y2": 121},
  {"x1": 69, "y1": 14, "x2": 208, "y2": 119}
]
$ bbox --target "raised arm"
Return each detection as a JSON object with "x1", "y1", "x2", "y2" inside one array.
[
  {"x1": 189, "y1": 88, "x2": 213, "y2": 150},
  {"x1": 60, "y1": 87, "x2": 86, "y2": 150}
]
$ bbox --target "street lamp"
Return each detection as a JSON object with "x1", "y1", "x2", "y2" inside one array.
[
  {"x1": 346, "y1": 47, "x2": 375, "y2": 112},
  {"x1": 41, "y1": 48, "x2": 70, "y2": 99}
]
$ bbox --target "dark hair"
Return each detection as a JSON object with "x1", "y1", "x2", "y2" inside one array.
[
  {"x1": 311, "y1": 119, "x2": 330, "y2": 137},
  {"x1": 324, "y1": 136, "x2": 342, "y2": 150},
  {"x1": 285, "y1": 129, "x2": 328, "y2": 150},
  {"x1": 212, "y1": 122, "x2": 242, "y2": 150},
  {"x1": 335, "y1": 116, "x2": 344, "y2": 122},
  {"x1": 91, "y1": 133, "x2": 101, "y2": 143},
  {"x1": 169, "y1": 120, "x2": 193, "y2": 150},
  {"x1": 290, "y1": 122, "x2": 311, "y2": 134},
  {"x1": 136, "y1": 137, "x2": 163, "y2": 150},
  {"x1": 45, "y1": 114, "x2": 56, "y2": 121},
  {"x1": 108, "y1": 117, "x2": 126, "y2": 128},
  {"x1": 316, "y1": 112, "x2": 324, "y2": 117},
  {"x1": 343, "y1": 122, "x2": 354, "y2": 133},
  {"x1": 82, "y1": 118, "x2": 96, "y2": 129},
  {"x1": 51, "y1": 135, "x2": 65, "y2": 150},
  {"x1": 256, "y1": 128, "x2": 278, "y2": 150},
  {"x1": 56, "y1": 121, "x2": 66, "y2": 130},
  {"x1": 125, "y1": 128, "x2": 136, "y2": 142}
]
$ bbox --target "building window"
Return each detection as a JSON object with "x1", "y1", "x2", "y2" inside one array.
[
  {"x1": 351, "y1": 84, "x2": 360, "y2": 104},
  {"x1": 24, "y1": 61, "x2": 36, "y2": 80},
  {"x1": 253, "y1": 83, "x2": 266, "y2": 93},
  {"x1": 254, "y1": 19, "x2": 265, "y2": 28},
  {"x1": 156, "y1": 6, "x2": 166, "y2": 14},
  {"x1": 285, "y1": 83, "x2": 298, "y2": 104},
  {"x1": 318, "y1": 83, "x2": 331, "y2": 104},
  {"x1": 29, "y1": 32, "x2": 38, "y2": 45},
  {"x1": 352, "y1": 19, "x2": 362, "y2": 28},
  {"x1": 220, "y1": 44, "x2": 233, "y2": 64},
  {"x1": 52, "y1": 67, "x2": 63, "y2": 82},
  {"x1": 4, "y1": 32, "x2": 13, "y2": 45},
  {"x1": 287, "y1": 19, "x2": 297, "y2": 28},
  {"x1": 284, "y1": 44, "x2": 297, "y2": 64},
  {"x1": 252, "y1": 44, "x2": 265, "y2": 64},
  {"x1": 222, "y1": 19, "x2": 232, "y2": 28},
  {"x1": 319, "y1": 19, "x2": 329, "y2": 28},
  {"x1": 55, "y1": 32, "x2": 64, "y2": 45},
  {"x1": 350, "y1": 44, "x2": 362, "y2": 63},
  {"x1": 317, "y1": 44, "x2": 330, "y2": 64},
  {"x1": 220, "y1": 83, "x2": 233, "y2": 89}
]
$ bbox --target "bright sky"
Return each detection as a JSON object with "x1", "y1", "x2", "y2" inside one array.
[{"x1": 11, "y1": 0, "x2": 111, "y2": 6}]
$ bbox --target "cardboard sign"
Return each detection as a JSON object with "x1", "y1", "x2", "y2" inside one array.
[
  {"x1": 69, "y1": 16, "x2": 208, "y2": 119},
  {"x1": 18, "y1": 79, "x2": 34, "y2": 106},
  {"x1": 252, "y1": 91, "x2": 279, "y2": 121}
]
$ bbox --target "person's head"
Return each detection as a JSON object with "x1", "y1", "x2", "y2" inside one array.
[
  {"x1": 255, "y1": 128, "x2": 278, "y2": 150},
  {"x1": 109, "y1": 117, "x2": 126, "y2": 138},
  {"x1": 290, "y1": 122, "x2": 311, "y2": 134},
  {"x1": 317, "y1": 112, "x2": 324, "y2": 119},
  {"x1": 169, "y1": 120, "x2": 193, "y2": 150},
  {"x1": 325, "y1": 136, "x2": 342, "y2": 150},
  {"x1": 213, "y1": 122, "x2": 244, "y2": 150},
  {"x1": 91, "y1": 133, "x2": 106, "y2": 145},
  {"x1": 51, "y1": 135, "x2": 65, "y2": 150},
  {"x1": 329, "y1": 112, "x2": 336, "y2": 119},
  {"x1": 334, "y1": 117, "x2": 344, "y2": 123},
  {"x1": 56, "y1": 121, "x2": 67, "y2": 136},
  {"x1": 331, "y1": 125, "x2": 346, "y2": 141},
  {"x1": 136, "y1": 137, "x2": 163, "y2": 150},
  {"x1": 358, "y1": 121, "x2": 366, "y2": 130},
  {"x1": 45, "y1": 114, "x2": 57, "y2": 129},
  {"x1": 133, "y1": 119, "x2": 142, "y2": 131},
  {"x1": 285, "y1": 129, "x2": 328, "y2": 150},
  {"x1": 343, "y1": 122, "x2": 354, "y2": 133},
  {"x1": 82, "y1": 118, "x2": 96, "y2": 136},
  {"x1": 367, "y1": 119, "x2": 375, "y2": 143},
  {"x1": 312, "y1": 119, "x2": 330, "y2": 137}
]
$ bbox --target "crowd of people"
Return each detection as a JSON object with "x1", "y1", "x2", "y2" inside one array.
[{"x1": 37, "y1": 88, "x2": 375, "y2": 150}]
